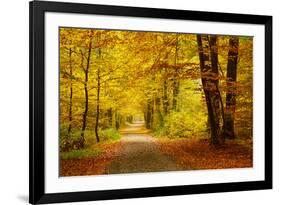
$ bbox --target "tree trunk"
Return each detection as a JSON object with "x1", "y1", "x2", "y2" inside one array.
[
  {"x1": 163, "y1": 71, "x2": 169, "y2": 115},
  {"x1": 151, "y1": 98, "x2": 154, "y2": 129},
  {"x1": 154, "y1": 95, "x2": 163, "y2": 128},
  {"x1": 143, "y1": 110, "x2": 147, "y2": 127},
  {"x1": 67, "y1": 48, "x2": 73, "y2": 136},
  {"x1": 146, "y1": 99, "x2": 152, "y2": 129},
  {"x1": 94, "y1": 48, "x2": 101, "y2": 143},
  {"x1": 172, "y1": 35, "x2": 180, "y2": 111},
  {"x1": 107, "y1": 108, "x2": 113, "y2": 127},
  {"x1": 172, "y1": 80, "x2": 179, "y2": 111},
  {"x1": 127, "y1": 115, "x2": 133, "y2": 123},
  {"x1": 209, "y1": 36, "x2": 225, "y2": 131},
  {"x1": 115, "y1": 112, "x2": 120, "y2": 130},
  {"x1": 223, "y1": 37, "x2": 239, "y2": 139},
  {"x1": 80, "y1": 40, "x2": 92, "y2": 148},
  {"x1": 197, "y1": 35, "x2": 224, "y2": 145}
]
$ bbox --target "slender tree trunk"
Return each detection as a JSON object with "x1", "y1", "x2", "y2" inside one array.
[
  {"x1": 163, "y1": 70, "x2": 169, "y2": 115},
  {"x1": 95, "y1": 48, "x2": 101, "y2": 143},
  {"x1": 146, "y1": 99, "x2": 152, "y2": 129},
  {"x1": 115, "y1": 111, "x2": 120, "y2": 130},
  {"x1": 143, "y1": 110, "x2": 147, "y2": 127},
  {"x1": 223, "y1": 37, "x2": 239, "y2": 139},
  {"x1": 115, "y1": 112, "x2": 122, "y2": 130},
  {"x1": 107, "y1": 108, "x2": 113, "y2": 127},
  {"x1": 80, "y1": 41, "x2": 92, "y2": 148},
  {"x1": 151, "y1": 98, "x2": 154, "y2": 129},
  {"x1": 197, "y1": 35, "x2": 224, "y2": 145},
  {"x1": 172, "y1": 81, "x2": 179, "y2": 111},
  {"x1": 172, "y1": 35, "x2": 180, "y2": 111},
  {"x1": 127, "y1": 115, "x2": 133, "y2": 123},
  {"x1": 67, "y1": 48, "x2": 73, "y2": 136},
  {"x1": 119, "y1": 116, "x2": 123, "y2": 128},
  {"x1": 155, "y1": 95, "x2": 163, "y2": 128}
]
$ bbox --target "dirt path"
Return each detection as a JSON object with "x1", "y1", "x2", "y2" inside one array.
[
  {"x1": 60, "y1": 122, "x2": 252, "y2": 176},
  {"x1": 105, "y1": 122, "x2": 183, "y2": 174}
]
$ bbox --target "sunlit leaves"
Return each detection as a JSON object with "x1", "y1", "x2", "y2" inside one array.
[{"x1": 59, "y1": 27, "x2": 253, "y2": 143}]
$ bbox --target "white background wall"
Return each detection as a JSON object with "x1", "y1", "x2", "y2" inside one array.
[{"x1": 0, "y1": 0, "x2": 279, "y2": 204}]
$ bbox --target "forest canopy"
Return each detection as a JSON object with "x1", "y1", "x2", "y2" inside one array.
[{"x1": 59, "y1": 27, "x2": 253, "y2": 152}]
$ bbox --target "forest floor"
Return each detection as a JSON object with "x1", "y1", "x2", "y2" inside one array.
[
  {"x1": 157, "y1": 138, "x2": 252, "y2": 170},
  {"x1": 60, "y1": 123, "x2": 252, "y2": 176},
  {"x1": 60, "y1": 141, "x2": 121, "y2": 176}
]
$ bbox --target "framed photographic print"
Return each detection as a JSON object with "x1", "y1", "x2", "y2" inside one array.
[{"x1": 29, "y1": 0, "x2": 272, "y2": 204}]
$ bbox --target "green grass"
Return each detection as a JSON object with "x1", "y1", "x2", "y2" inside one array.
[
  {"x1": 60, "y1": 148, "x2": 102, "y2": 160},
  {"x1": 99, "y1": 128, "x2": 121, "y2": 141},
  {"x1": 59, "y1": 122, "x2": 122, "y2": 151}
]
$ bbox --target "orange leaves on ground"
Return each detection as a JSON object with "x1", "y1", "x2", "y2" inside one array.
[
  {"x1": 60, "y1": 141, "x2": 121, "y2": 176},
  {"x1": 157, "y1": 138, "x2": 252, "y2": 170}
]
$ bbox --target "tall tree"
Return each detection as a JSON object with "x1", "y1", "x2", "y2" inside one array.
[
  {"x1": 197, "y1": 35, "x2": 224, "y2": 145},
  {"x1": 163, "y1": 68, "x2": 169, "y2": 116},
  {"x1": 172, "y1": 35, "x2": 180, "y2": 111},
  {"x1": 94, "y1": 47, "x2": 101, "y2": 143},
  {"x1": 223, "y1": 37, "x2": 239, "y2": 139},
  {"x1": 80, "y1": 34, "x2": 93, "y2": 148},
  {"x1": 67, "y1": 48, "x2": 73, "y2": 135}
]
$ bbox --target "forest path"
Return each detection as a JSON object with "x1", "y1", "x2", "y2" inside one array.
[{"x1": 105, "y1": 122, "x2": 184, "y2": 174}]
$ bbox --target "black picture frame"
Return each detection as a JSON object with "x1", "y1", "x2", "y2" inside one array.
[{"x1": 29, "y1": 0, "x2": 272, "y2": 204}]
